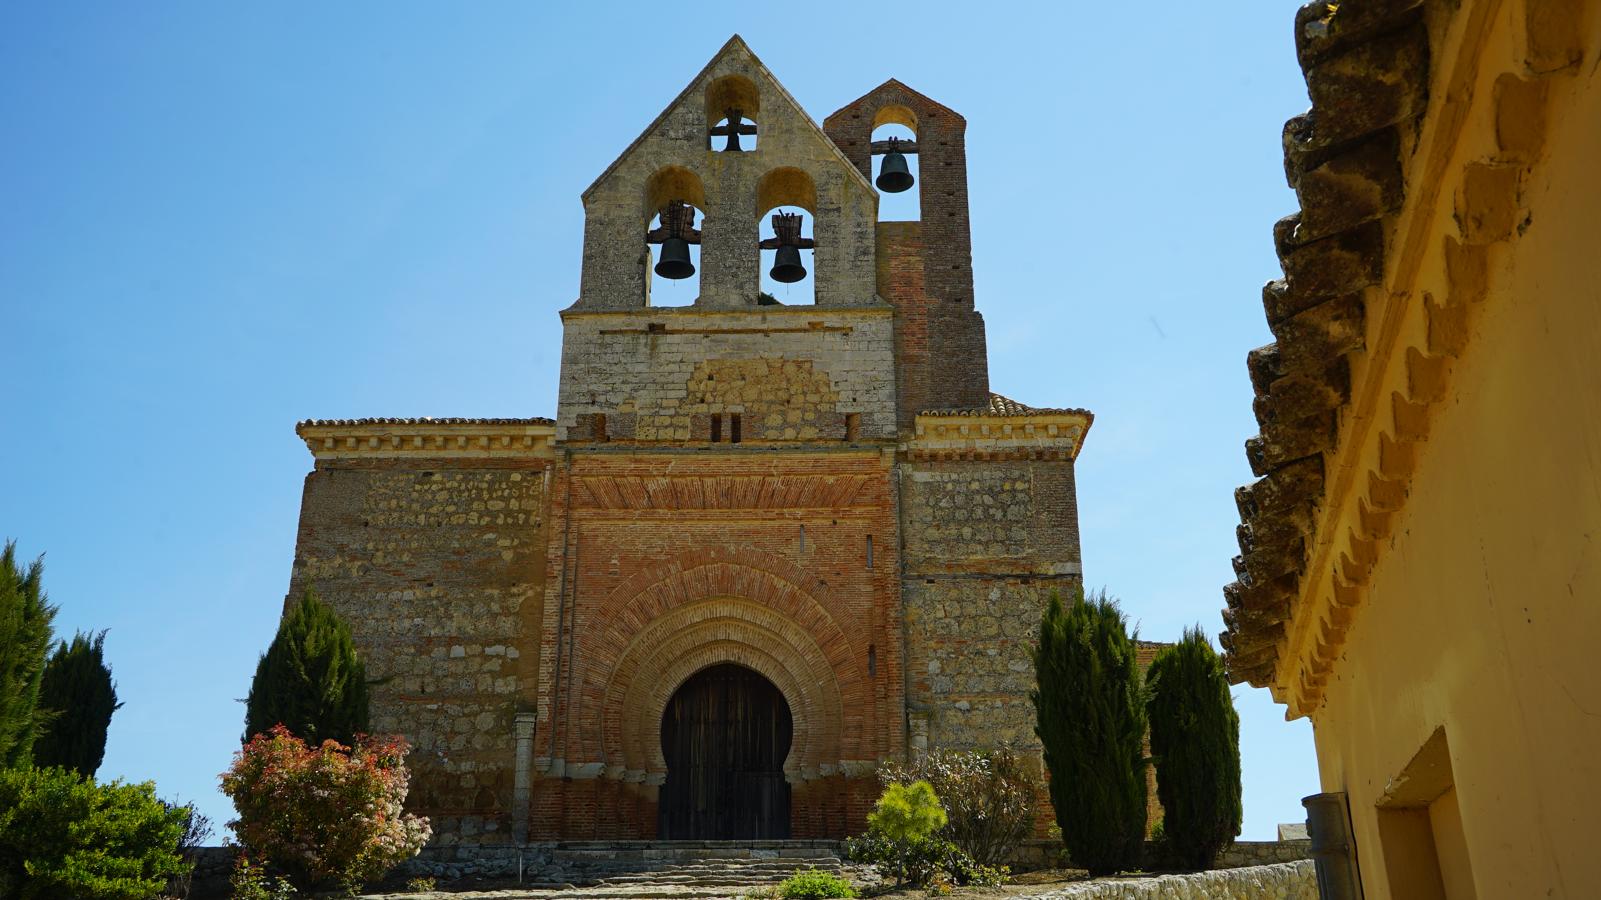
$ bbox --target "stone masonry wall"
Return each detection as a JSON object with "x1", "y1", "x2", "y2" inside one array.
[
  {"x1": 288, "y1": 457, "x2": 550, "y2": 844},
  {"x1": 555, "y1": 307, "x2": 897, "y2": 443},
  {"x1": 902, "y1": 460, "x2": 1082, "y2": 575},
  {"x1": 899, "y1": 458, "x2": 1083, "y2": 751}
]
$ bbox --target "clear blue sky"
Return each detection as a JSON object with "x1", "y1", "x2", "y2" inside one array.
[{"x1": 2, "y1": 3, "x2": 1318, "y2": 840}]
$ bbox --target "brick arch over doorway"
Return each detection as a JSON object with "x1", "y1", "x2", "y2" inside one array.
[
  {"x1": 585, "y1": 548, "x2": 866, "y2": 772},
  {"x1": 602, "y1": 599, "x2": 846, "y2": 782},
  {"x1": 534, "y1": 547, "x2": 880, "y2": 839}
]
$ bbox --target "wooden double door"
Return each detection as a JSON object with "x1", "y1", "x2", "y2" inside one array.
[{"x1": 658, "y1": 663, "x2": 793, "y2": 839}]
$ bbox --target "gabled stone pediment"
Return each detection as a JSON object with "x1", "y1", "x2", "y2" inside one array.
[
  {"x1": 573, "y1": 35, "x2": 880, "y2": 311},
  {"x1": 582, "y1": 35, "x2": 872, "y2": 202}
]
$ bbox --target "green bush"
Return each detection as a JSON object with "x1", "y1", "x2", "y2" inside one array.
[
  {"x1": 0, "y1": 765, "x2": 189, "y2": 900},
  {"x1": 843, "y1": 832, "x2": 1004, "y2": 889},
  {"x1": 878, "y1": 748, "x2": 1039, "y2": 867},
  {"x1": 865, "y1": 780, "x2": 946, "y2": 842},
  {"x1": 0, "y1": 541, "x2": 58, "y2": 769},
  {"x1": 229, "y1": 854, "x2": 299, "y2": 900},
  {"x1": 776, "y1": 868, "x2": 856, "y2": 899},
  {"x1": 34, "y1": 630, "x2": 122, "y2": 777},
  {"x1": 244, "y1": 590, "x2": 370, "y2": 746},
  {"x1": 1031, "y1": 588, "x2": 1148, "y2": 876},
  {"x1": 846, "y1": 782, "x2": 1005, "y2": 889},
  {"x1": 1146, "y1": 628, "x2": 1242, "y2": 870}
]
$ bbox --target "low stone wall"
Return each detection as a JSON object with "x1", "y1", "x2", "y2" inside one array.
[
  {"x1": 184, "y1": 845, "x2": 552, "y2": 898},
  {"x1": 1215, "y1": 840, "x2": 1312, "y2": 869},
  {"x1": 1008, "y1": 839, "x2": 1310, "y2": 872},
  {"x1": 395, "y1": 844, "x2": 551, "y2": 881},
  {"x1": 185, "y1": 847, "x2": 235, "y2": 898},
  {"x1": 1016, "y1": 861, "x2": 1316, "y2": 899}
]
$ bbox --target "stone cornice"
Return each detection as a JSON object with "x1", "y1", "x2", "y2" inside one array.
[
  {"x1": 558, "y1": 302, "x2": 894, "y2": 322},
  {"x1": 906, "y1": 409, "x2": 1091, "y2": 462},
  {"x1": 297, "y1": 419, "x2": 557, "y2": 461}
]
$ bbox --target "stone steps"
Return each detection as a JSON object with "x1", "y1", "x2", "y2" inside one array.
[{"x1": 539, "y1": 841, "x2": 847, "y2": 889}]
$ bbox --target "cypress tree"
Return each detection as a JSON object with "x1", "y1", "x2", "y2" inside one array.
[
  {"x1": 0, "y1": 541, "x2": 57, "y2": 769},
  {"x1": 1146, "y1": 627, "x2": 1242, "y2": 870},
  {"x1": 1031, "y1": 588, "x2": 1148, "y2": 876},
  {"x1": 35, "y1": 630, "x2": 123, "y2": 777},
  {"x1": 243, "y1": 590, "x2": 369, "y2": 746}
]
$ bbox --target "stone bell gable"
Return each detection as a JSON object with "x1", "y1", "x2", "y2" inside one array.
[{"x1": 574, "y1": 34, "x2": 879, "y2": 312}]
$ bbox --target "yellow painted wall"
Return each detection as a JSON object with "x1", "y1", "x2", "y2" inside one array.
[{"x1": 1309, "y1": 3, "x2": 1601, "y2": 898}]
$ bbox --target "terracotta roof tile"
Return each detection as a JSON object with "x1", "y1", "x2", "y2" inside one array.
[
  {"x1": 297, "y1": 416, "x2": 554, "y2": 430},
  {"x1": 1221, "y1": 0, "x2": 1431, "y2": 689},
  {"x1": 920, "y1": 392, "x2": 1092, "y2": 418}
]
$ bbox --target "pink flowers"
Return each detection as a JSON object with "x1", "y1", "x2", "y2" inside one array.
[{"x1": 221, "y1": 725, "x2": 432, "y2": 890}]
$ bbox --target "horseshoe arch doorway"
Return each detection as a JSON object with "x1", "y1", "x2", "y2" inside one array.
[{"x1": 658, "y1": 663, "x2": 793, "y2": 839}]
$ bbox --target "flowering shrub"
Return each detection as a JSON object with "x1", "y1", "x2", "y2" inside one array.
[
  {"x1": 220, "y1": 725, "x2": 431, "y2": 892},
  {"x1": 878, "y1": 748, "x2": 1040, "y2": 867}
]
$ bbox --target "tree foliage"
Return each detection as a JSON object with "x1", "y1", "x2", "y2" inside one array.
[
  {"x1": 0, "y1": 541, "x2": 57, "y2": 769},
  {"x1": 0, "y1": 765, "x2": 190, "y2": 900},
  {"x1": 1031, "y1": 588, "x2": 1148, "y2": 876},
  {"x1": 35, "y1": 630, "x2": 122, "y2": 777},
  {"x1": 244, "y1": 591, "x2": 369, "y2": 746},
  {"x1": 866, "y1": 780, "x2": 946, "y2": 842},
  {"x1": 1146, "y1": 627, "x2": 1242, "y2": 870}
]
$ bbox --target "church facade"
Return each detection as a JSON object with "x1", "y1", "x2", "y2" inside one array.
[{"x1": 286, "y1": 37, "x2": 1091, "y2": 845}]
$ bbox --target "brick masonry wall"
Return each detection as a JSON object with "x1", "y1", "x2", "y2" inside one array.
[
  {"x1": 876, "y1": 222, "x2": 932, "y2": 430},
  {"x1": 555, "y1": 307, "x2": 897, "y2": 444},
  {"x1": 287, "y1": 457, "x2": 550, "y2": 843}
]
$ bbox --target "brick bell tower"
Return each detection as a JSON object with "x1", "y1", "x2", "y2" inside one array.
[
  {"x1": 824, "y1": 81, "x2": 991, "y2": 430},
  {"x1": 286, "y1": 35, "x2": 1091, "y2": 849}
]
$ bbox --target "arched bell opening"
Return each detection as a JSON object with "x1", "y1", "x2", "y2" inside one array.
[
  {"x1": 643, "y1": 166, "x2": 707, "y2": 307},
  {"x1": 755, "y1": 167, "x2": 818, "y2": 306},
  {"x1": 706, "y1": 74, "x2": 760, "y2": 152},
  {"x1": 658, "y1": 662, "x2": 793, "y2": 839},
  {"x1": 871, "y1": 112, "x2": 920, "y2": 221}
]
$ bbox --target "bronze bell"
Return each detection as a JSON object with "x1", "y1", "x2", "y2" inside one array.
[
  {"x1": 876, "y1": 146, "x2": 914, "y2": 193},
  {"x1": 770, "y1": 245, "x2": 806, "y2": 283},
  {"x1": 654, "y1": 237, "x2": 695, "y2": 279}
]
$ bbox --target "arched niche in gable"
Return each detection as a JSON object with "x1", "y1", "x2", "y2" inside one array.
[
  {"x1": 706, "y1": 74, "x2": 760, "y2": 152},
  {"x1": 643, "y1": 166, "x2": 708, "y2": 307},
  {"x1": 755, "y1": 167, "x2": 818, "y2": 305},
  {"x1": 870, "y1": 104, "x2": 920, "y2": 221}
]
